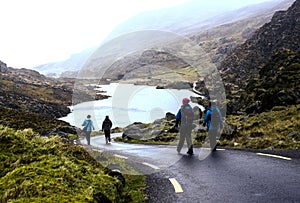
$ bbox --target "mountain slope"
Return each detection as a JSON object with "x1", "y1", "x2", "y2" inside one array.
[
  {"x1": 0, "y1": 61, "x2": 72, "y2": 118},
  {"x1": 0, "y1": 61, "x2": 78, "y2": 134},
  {"x1": 218, "y1": 0, "x2": 299, "y2": 113},
  {"x1": 78, "y1": 1, "x2": 295, "y2": 86},
  {"x1": 32, "y1": 47, "x2": 96, "y2": 77},
  {"x1": 31, "y1": 0, "x2": 294, "y2": 78},
  {"x1": 242, "y1": 49, "x2": 299, "y2": 113}
]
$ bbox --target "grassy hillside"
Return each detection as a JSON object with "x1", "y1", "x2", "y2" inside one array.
[
  {"x1": 0, "y1": 126, "x2": 146, "y2": 202},
  {"x1": 222, "y1": 104, "x2": 300, "y2": 149},
  {"x1": 0, "y1": 106, "x2": 69, "y2": 133}
]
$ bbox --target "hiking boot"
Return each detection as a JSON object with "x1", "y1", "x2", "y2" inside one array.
[
  {"x1": 187, "y1": 149, "x2": 194, "y2": 155},
  {"x1": 187, "y1": 145, "x2": 194, "y2": 155}
]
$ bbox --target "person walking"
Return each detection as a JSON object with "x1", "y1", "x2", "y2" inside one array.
[
  {"x1": 175, "y1": 97, "x2": 194, "y2": 155},
  {"x1": 82, "y1": 115, "x2": 95, "y2": 145},
  {"x1": 102, "y1": 115, "x2": 113, "y2": 144},
  {"x1": 202, "y1": 100, "x2": 223, "y2": 151}
]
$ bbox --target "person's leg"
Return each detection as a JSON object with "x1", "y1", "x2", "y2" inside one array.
[
  {"x1": 108, "y1": 130, "x2": 111, "y2": 142},
  {"x1": 208, "y1": 129, "x2": 217, "y2": 151},
  {"x1": 186, "y1": 127, "x2": 193, "y2": 154},
  {"x1": 177, "y1": 128, "x2": 186, "y2": 153},
  {"x1": 86, "y1": 131, "x2": 91, "y2": 145},
  {"x1": 104, "y1": 131, "x2": 108, "y2": 144}
]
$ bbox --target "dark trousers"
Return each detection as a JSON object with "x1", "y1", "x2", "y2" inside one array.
[
  {"x1": 177, "y1": 125, "x2": 193, "y2": 153},
  {"x1": 86, "y1": 131, "x2": 91, "y2": 145},
  {"x1": 104, "y1": 130, "x2": 111, "y2": 142}
]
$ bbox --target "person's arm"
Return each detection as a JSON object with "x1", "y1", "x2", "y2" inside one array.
[
  {"x1": 175, "y1": 109, "x2": 181, "y2": 127},
  {"x1": 82, "y1": 119, "x2": 86, "y2": 126},
  {"x1": 203, "y1": 110, "x2": 209, "y2": 126}
]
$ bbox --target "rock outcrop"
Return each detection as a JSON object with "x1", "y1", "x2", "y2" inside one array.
[
  {"x1": 215, "y1": 0, "x2": 300, "y2": 114},
  {"x1": 0, "y1": 61, "x2": 74, "y2": 118}
]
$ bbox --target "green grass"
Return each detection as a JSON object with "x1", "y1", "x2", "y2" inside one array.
[
  {"x1": 224, "y1": 104, "x2": 300, "y2": 149},
  {"x1": 0, "y1": 106, "x2": 68, "y2": 133},
  {"x1": 0, "y1": 126, "x2": 147, "y2": 202}
]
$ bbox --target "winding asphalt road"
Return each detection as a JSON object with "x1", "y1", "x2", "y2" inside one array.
[{"x1": 81, "y1": 134, "x2": 300, "y2": 203}]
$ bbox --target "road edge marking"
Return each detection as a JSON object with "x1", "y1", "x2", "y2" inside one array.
[
  {"x1": 257, "y1": 152, "x2": 292, "y2": 161},
  {"x1": 169, "y1": 178, "x2": 184, "y2": 193},
  {"x1": 92, "y1": 149, "x2": 103, "y2": 153},
  {"x1": 142, "y1": 162, "x2": 160, "y2": 170},
  {"x1": 114, "y1": 154, "x2": 128, "y2": 159}
]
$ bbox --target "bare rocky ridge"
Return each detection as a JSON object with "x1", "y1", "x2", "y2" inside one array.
[{"x1": 217, "y1": 0, "x2": 300, "y2": 114}]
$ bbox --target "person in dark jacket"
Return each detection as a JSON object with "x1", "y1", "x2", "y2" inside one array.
[
  {"x1": 102, "y1": 115, "x2": 113, "y2": 144},
  {"x1": 203, "y1": 100, "x2": 223, "y2": 151},
  {"x1": 82, "y1": 115, "x2": 95, "y2": 145},
  {"x1": 175, "y1": 97, "x2": 194, "y2": 155}
]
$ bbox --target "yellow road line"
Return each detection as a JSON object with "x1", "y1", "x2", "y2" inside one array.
[
  {"x1": 169, "y1": 178, "x2": 183, "y2": 193},
  {"x1": 257, "y1": 153, "x2": 292, "y2": 161}
]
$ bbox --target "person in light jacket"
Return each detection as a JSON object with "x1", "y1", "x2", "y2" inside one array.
[{"x1": 82, "y1": 115, "x2": 95, "y2": 145}]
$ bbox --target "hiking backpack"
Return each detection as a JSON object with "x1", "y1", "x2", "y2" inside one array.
[
  {"x1": 181, "y1": 106, "x2": 194, "y2": 124},
  {"x1": 103, "y1": 120, "x2": 111, "y2": 130}
]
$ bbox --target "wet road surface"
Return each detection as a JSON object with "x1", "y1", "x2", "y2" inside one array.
[{"x1": 81, "y1": 134, "x2": 300, "y2": 202}]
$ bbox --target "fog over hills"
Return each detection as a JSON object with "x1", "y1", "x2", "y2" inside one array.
[{"x1": 32, "y1": 0, "x2": 294, "y2": 78}]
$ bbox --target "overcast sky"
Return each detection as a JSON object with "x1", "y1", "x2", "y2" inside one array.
[{"x1": 0, "y1": 0, "x2": 275, "y2": 69}]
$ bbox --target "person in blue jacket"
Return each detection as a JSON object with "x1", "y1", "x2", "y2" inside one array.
[
  {"x1": 175, "y1": 97, "x2": 194, "y2": 155},
  {"x1": 203, "y1": 100, "x2": 223, "y2": 151},
  {"x1": 82, "y1": 115, "x2": 95, "y2": 145}
]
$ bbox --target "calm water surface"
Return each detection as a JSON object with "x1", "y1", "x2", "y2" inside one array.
[{"x1": 60, "y1": 83, "x2": 202, "y2": 130}]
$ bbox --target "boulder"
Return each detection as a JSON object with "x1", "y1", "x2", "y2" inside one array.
[
  {"x1": 165, "y1": 112, "x2": 176, "y2": 121},
  {"x1": 221, "y1": 122, "x2": 238, "y2": 140}
]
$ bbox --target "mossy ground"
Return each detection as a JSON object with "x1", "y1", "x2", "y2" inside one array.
[
  {"x1": 224, "y1": 104, "x2": 300, "y2": 149},
  {"x1": 0, "y1": 126, "x2": 147, "y2": 203},
  {"x1": 0, "y1": 106, "x2": 68, "y2": 133}
]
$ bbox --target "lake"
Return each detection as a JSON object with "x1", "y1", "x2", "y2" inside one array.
[{"x1": 60, "y1": 83, "x2": 202, "y2": 130}]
